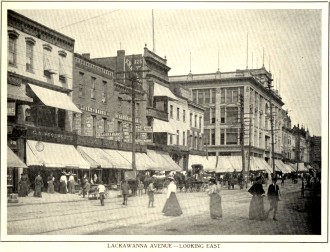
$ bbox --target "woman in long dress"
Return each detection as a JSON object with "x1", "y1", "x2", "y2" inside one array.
[
  {"x1": 162, "y1": 177, "x2": 183, "y2": 216},
  {"x1": 207, "y1": 178, "x2": 222, "y2": 219},
  {"x1": 47, "y1": 172, "x2": 55, "y2": 193},
  {"x1": 59, "y1": 172, "x2": 67, "y2": 194},
  {"x1": 248, "y1": 175, "x2": 266, "y2": 220},
  {"x1": 34, "y1": 172, "x2": 43, "y2": 197}
]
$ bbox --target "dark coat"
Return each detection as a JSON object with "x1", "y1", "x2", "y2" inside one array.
[
  {"x1": 121, "y1": 182, "x2": 130, "y2": 195},
  {"x1": 267, "y1": 183, "x2": 280, "y2": 200}
]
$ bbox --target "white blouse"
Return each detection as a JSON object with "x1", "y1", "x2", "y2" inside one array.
[{"x1": 166, "y1": 181, "x2": 177, "y2": 199}]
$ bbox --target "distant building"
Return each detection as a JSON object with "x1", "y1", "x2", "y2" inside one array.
[
  {"x1": 310, "y1": 136, "x2": 321, "y2": 170},
  {"x1": 170, "y1": 67, "x2": 286, "y2": 174}
]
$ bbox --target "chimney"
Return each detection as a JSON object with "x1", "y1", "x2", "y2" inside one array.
[{"x1": 82, "y1": 53, "x2": 90, "y2": 59}]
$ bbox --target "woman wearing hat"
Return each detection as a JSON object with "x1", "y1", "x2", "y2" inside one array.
[
  {"x1": 162, "y1": 176, "x2": 183, "y2": 216},
  {"x1": 59, "y1": 171, "x2": 68, "y2": 194},
  {"x1": 248, "y1": 175, "x2": 266, "y2": 220},
  {"x1": 207, "y1": 178, "x2": 222, "y2": 219}
]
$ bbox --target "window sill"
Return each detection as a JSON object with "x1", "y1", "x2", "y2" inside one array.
[
  {"x1": 26, "y1": 69, "x2": 35, "y2": 74},
  {"x1": 8, "y1": 63, "x2": 17, "y2": 68}
]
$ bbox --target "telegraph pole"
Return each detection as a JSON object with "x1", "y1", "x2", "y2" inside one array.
[
  {"x1": 267, "y1": 80, "x2": 276, "y2": 178},
  {"x1": 239, "y1": 94, "x2": 246, "y2": 176},
  {"x1": 130, "y1": 71, "x2": 137, "y2": 174}
]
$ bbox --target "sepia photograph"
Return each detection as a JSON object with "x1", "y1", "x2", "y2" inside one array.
[{"x1": 1, "y1": 1, "x2": 328, "y2": 251}]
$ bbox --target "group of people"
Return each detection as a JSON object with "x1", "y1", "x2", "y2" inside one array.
[{"x1": 248, "y1": 176, "x2": 280, "y2": 221}]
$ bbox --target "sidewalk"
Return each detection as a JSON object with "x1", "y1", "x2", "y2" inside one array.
[{"x1": 7, "y1": 189, "x2": 122, "y2": 207}]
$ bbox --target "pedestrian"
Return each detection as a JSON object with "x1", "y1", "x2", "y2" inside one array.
[
  {"x1": 266, "y1": 177, "x2": 281, "y2": 221},
  {"x1": 59, "y1": 171, "x2": 67, "y2": 194},
  {"x1": 34, "y1": 172, "x2": 43, "y2": 197},
  {"x1": 281, "y1": 175, "x2": 285, "y2": 186},
  {"x1": 47, "y1": 172, "x2": 55, "y2": 194},
  {"x1": 207, "y1": 178, "x2": 222, "y2": 220},
  {"x1": 137, "y1": 180, "x2": 144, "y2": 197},
  {"x1": 19, "y1": 171, "x2": 29, "y2": 197},
  {"x1": 82, "y1": 173, "x2": 90, "y2": 198},
  {"x1": 147, "y1": 181, "x2": 156, "y2": 208},
  {"x1": 98, "y1": 180, "x2": 106, "y2": 206},
  {"x1": 162, "y1": 176, "x2": 183, "y2": 216},
  {"x1": 121, "y1": 179, "x2": 130, "y2": 206},
  {"x1": 68, "y1": 172, "x2": 75, "y2": 194},
  {"x1": 248, "y1": 175, "x2": 266, "y2": 220}
]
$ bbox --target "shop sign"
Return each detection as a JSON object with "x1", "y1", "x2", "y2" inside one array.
[
  {"x1": 100, "y1": 132, "x2": 122, "y2": 137},
  {"x1": 7, "y1": 102, "x2": 16, "y2": 116},
  {"x1": 115, "y1": 113, "x2": 140, "y2": 123},
  {"x1": 27, "y1": 128, "x2": 76, "y2": 145},
  {"x1": 78, "y1": 105, "x2": 110, "y2": 116}
]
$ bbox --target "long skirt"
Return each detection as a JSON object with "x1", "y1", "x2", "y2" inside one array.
[
  {"x1": 34, "y1": 184, "x2": 42, "y2": 197},
  {"x1": 210, "y1": 193, "x2": 222, "y2": 219},
  {"x1": 148, "y1": 191, "x2": 154, "y2": 202},
  {"x1": 47, "y1": 181, "x2": 55, "y2": 193},
  {"x1": 162, "y1": 192, "x2": 183, "y2": 216},
  {"x1": 60, "y1": 181, "x2": 67, "y2": 194},
  {"x1": 249, "y1": 195, "x2": 266, "y2": 220},
  {"x1": 19, "y1": 181, "x2": 29, "y2": 197}
]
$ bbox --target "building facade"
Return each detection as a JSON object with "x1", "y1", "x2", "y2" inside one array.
[
  {"x1": 7, "y1": 10, "x2": 82, "y2": 192},
  {"x1": 170, "y1": 67, "x2": 286, "y2": 173}
]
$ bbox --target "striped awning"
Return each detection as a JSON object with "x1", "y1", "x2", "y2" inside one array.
[
  {"x1": 147, "y1": 150, "x2": 182, "y2": 171},
  {"x1": 28, "y1": 84, "x2": 81, "y2": 113},
  {"x1": 7, "y1": 146, "x2": 27, "y2": 168},
  {"x1": 153, "y1": 82, "x2": 178, "y2": 100},
  {"x1": 27, "y1": 140, "x2": 90, "y2": 169},
  {"x1": 188, "y1": 155, "x2": 216, "y2": 171},
  {"x1": 7, "y1": 84, "x2": 33, "y2": 102}
]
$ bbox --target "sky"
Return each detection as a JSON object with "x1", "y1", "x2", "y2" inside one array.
[{"x1": 5, "y1": 2, "x2": 327, "y2": 136}]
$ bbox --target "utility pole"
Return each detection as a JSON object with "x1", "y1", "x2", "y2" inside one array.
[
  {"x1": 130, "y1": 71, "x2": 137, "y2": 175},
  {"x1": 296, "y1": 123, "x2": 300, "y2": 178},
  {"x1": 239, "y1": 94, "x2": 246, "y2": 178},
  {"x1": 267, "y1": 80, "x2": 276, "y2": 178},
  {"x1": 247, "y1": 105, "x2": 252, "y2": 176}
]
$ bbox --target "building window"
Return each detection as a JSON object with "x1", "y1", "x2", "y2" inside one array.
[
  {"x1": 226, "y1": 128, "x2": 238, "y2": 145},
  {"x1": 183, "y1": 131, "x2": 186, "y2": 146},
  {"x1": 169, "y1": 134, "x2": 173, "y2": 145},
  {"x1": 102, "y1": 118, "x2": 107, "y2": 133},
  {"x1": 177, "y1": 130, "x2": 180, "y2": 145},
  {"x1": 183, "y1": 109, "x2": 186, "y2": 122},
  {"x1": 8, "y1": 30, "x2": 19, "y2": 66},
  {"x1": 210, "y1": 89, "x2": 216, "y2": 104},
  {"x1": 211, "y1": 107, "x2": 215, "y2": 124},
  {"x1": 220, "y1": 88, "x2": 225, "y2": 104},
  {"x1": 25, "y1": 38, "x2": 35, "y2": 72},
  {"x1": 117, "y1": 121, "x2": 122, "y2": 132},
  {"x1": 220, "y1": 132, "x2": 225, "y2": 145},
  {"x1": 211, "y1": 129, "x2": 215, "y2": 145},
  {"x1": 92, "y1": 115, "x2": 97, "y2": 137},
  {"x1": 194, "y1": 115, "x2": 197, "y2": 127},
  {"x1": 204, "y1": 129, "x2": 210, "y2": 145},
  {"x1": 102, "y1": 80, "x2": 107, "y2": 103},
  {"x1": 91, "y1": 77, "x2": 96, "y2": 99},
  {"x1": 190, "y1": 113, "x2": 193, "y2": 126},
  {"x1": 79, "y1": 72, "x2": 85, "y2": 97},
  {"x1": 43, "y1": 44, "x2": 56, "y2": 83},
  {"x1": 226, "y1": 107, "x2": 238, "y2": 124},
  {"x1": 199, "y1": 116, "x2": 202, "y2": 129},
  {"x1": 195, "y1": 136, "x2": 198, "y2": 149},
  {"x1": 170, "y1": 105, "x2": 173, "y2": 118},
  {"x1": 192, "y1": 90, "x2": 198, "y2": 103},
  {"x1": 58, "y1": 50, "x2": 67, "y2": 83},
  {"x1": 177, "y1": 108, "x2": 180, "y2": 120},
  {"x1": 220, "y1": 107, "x2": 225, "y2": 123}
]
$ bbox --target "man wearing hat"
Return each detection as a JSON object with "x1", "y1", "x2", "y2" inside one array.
[{"x1": 266, "y1": 177, "x2": 281, "y2": 221}]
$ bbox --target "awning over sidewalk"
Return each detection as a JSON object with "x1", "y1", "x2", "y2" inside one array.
[
  {"x1": 275, "y1": 159, "x2": 290, "y2": 173},
  {"x1": 28, "y1": 84, "x2": 81, "y2": 113},
  {"x1": 115, "y1": 150, "x2": 160, "y2": 171},
  {"x1": 289, "y1": 162, "x2": 308, "y2": 172},
  {"x1": 8, "y1": 84, "x2": 33, "y2": 102},
  {"x1": 77, "y1": 146, "x2": 132, "y2": 169},
  {"x1": 153, "y1": 118, "x2": 178, "y2": 135},
  {"x1": 26, "y1": 140, "x2": 90, "y2": 169},
  {"x1": 216, "y1": 156, "x2": 235, "y2": 173},
  {"x1": 147, "y1": 150, "x2": 182, "y2": 171},
  {"x1": 7, "y1": 146, "x2": 27, "y2": 168},
  {"x1": 153, "y1": 82, "x2": 178, "y2": 100},
  {"x1": 188, "y1": 155, "x2": 216, "y2": 171}
]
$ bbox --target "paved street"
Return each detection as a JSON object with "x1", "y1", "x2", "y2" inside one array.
[{"x1": 7, "y1": 181, "x2": 320, "y2": 236}]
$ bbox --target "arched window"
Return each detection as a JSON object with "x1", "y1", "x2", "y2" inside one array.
[{"x1": 8, "y1": 30, "x2": 19, "y2": 66}]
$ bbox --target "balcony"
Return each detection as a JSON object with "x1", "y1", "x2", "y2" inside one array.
[{"x1": 146, "y1": 107, "x2": 168, "y2": 121}]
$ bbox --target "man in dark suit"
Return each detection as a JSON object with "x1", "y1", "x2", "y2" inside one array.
[
  {"x1": 121, "y1": 179, "x2": 130, "y2": 206},
  {"x1": 266, "y1": 177, "x2": 281, "y2": 221}
]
